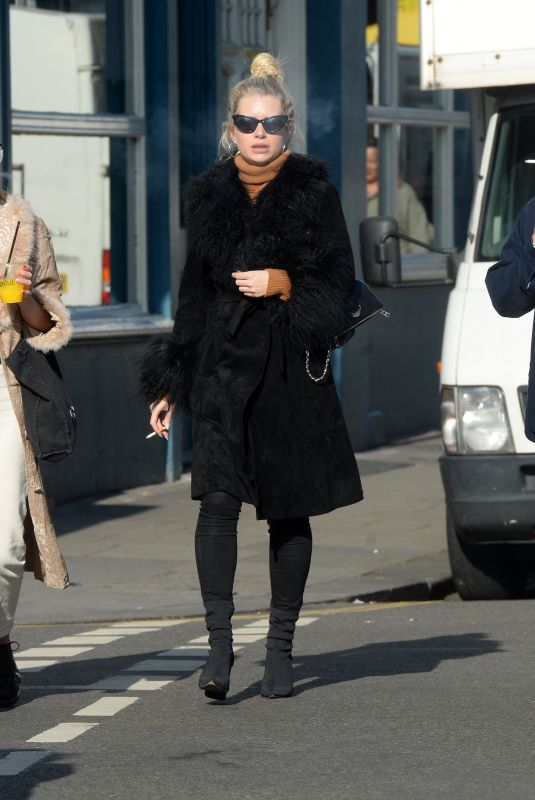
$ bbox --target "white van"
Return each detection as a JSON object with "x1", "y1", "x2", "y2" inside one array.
[
  {"x1": 361, "y1": 0, "x2": 535, "y2": 599},
  {"x1": 9, "y1": 5, "x2": 109, "y2": 306}
]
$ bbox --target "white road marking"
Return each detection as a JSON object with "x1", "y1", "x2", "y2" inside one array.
[
  {"x1": 44, "y1": 636, "x2": 123, "y2": 645},
  {"x1": 232, "y1": 633, "x2": 266, "y2": 643},
  {"x1": 73, "y1": 696, "x2": 139, "y2": 717},
  {"x1": 0, "y1": 751, "x2": 51, "y2": 776},
  {"x1": 17, "y1": 660, "x2": 60, "y2": 672},
  {"x1": 27, "y1": 723, "x2": 99, "y2": 744},
  {"x1": 18, "y1": 646, "x2": 94, "y2": 658},
  {"x1": 89, "y1": 675, "x2": 176, "y2": 692},
  {"x1": 241, "y1": 626, "x2": 269, "y2": 633},
  {"x1": 9, "y1": 615, "x2": 322, "y2": 781},
  {"x1": 109, "y1": 620, "x2": 185, "y2": 628},
  {"x1": 82, "y1": 627, "x2": 158, "y2": 635},
  {"x1": 77, "y1": 627, "x2": 154, "y2": 636},
  {"x1": 243, "y1": 619, "x2": 270, "y2": 628},
  {"x1": 126, "y1": 659, "x2": 206, "y2": 673}
]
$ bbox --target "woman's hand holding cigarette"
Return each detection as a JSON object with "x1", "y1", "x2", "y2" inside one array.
[{"x1": 148, "y1": 398, "x2": 174, "y2": 440}]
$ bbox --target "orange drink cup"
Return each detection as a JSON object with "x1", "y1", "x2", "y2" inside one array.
[{"x1": 0, "y1": 263, "x2": 24, "y2": 303}]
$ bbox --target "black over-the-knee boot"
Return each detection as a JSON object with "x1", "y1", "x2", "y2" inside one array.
[
  {"x1": 195, "y1": 491, "x2": 241, "y2": 700},
  {"x1": 261, "y1": 518, "x2": 312, "y2": 698}
]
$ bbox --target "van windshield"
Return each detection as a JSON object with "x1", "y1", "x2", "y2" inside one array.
[{"x1": 478, "y1": 107, "x2": 535, "y2": 261}]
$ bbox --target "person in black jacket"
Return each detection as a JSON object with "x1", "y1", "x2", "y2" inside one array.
[
  {"x1": 141, "y1": 53, "x2": 362, "y2": 701},
  {"x1": 486, "y1": 197, "x2": 535, "y2": 441}
]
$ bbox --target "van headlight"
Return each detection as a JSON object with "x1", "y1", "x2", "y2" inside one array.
[{"x1": 440, "y1": 386, "x2": 514, "y2": 454}]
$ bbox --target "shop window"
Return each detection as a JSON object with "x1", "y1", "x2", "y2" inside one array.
[
  {"x1": 11, "y1": 133, "x2": 128, "y2": 305},
  {"x1": 8, "y1": 0, "x2": 141, "y2": 307}
]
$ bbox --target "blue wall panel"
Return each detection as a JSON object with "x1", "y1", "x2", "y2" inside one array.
[
  {"x1": 306, "y1": 0, "x2": 342, "y2": 192},
  {"x1": 178, "y1": 0, "x2": 219, "y2": 199}
]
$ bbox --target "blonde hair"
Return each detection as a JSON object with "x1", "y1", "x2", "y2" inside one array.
[{"x1": 219, "y1": 53, "x2": 296, "y2": 158}]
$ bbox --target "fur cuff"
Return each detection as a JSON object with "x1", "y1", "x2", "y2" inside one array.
[
  {"x1": 139, "y1": 333, "x2": 195, "y2": 410},
  {"x1": 270, "y1": 257, "x2": 351, "y2": 352},
  {"x1": 25, "y1": 288, "x2": 72, "y2": 352}
]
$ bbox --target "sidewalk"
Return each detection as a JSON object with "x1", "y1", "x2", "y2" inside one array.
[{"x1": 17, "y1": 433, "x2": 451, "y2": 625}]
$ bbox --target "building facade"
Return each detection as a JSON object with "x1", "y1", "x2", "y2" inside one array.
[{"x1": 0, "y1": 0, "x2": 471, "y2": 502}]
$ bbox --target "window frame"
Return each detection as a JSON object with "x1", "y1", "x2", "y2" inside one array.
[
  {"x1": 476, "y1": 103, "x2": 535, "y2": 262},
  {"x1": 368, "y1": 0, "x2": 470, "y2": 251},
  {"x1": 8, "y1": 0, "x2": 148, "y2": 312}
]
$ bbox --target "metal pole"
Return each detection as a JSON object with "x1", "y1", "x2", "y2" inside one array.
[
  {"x1": 433, "y1": 90, "x2": 454, "y2": 248},
  {"x1": 377, "y1": 0, "x2": 398, "y2": 218},
  {"x1": 0, "y1": 0, "x2": 11, "y2": 190},
  {"x1": 339, "y1": 0, "x2": 376, "y2": 450}
]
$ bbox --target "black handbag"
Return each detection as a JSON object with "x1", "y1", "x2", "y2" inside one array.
[
  {"x1": 305, "y1": 279, "x2": 390, "y2": 382},
  {"x1": 6, "y1": 339, "x2": 76, "y2": 462}
]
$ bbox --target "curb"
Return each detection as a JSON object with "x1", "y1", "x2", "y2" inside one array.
[
  {"x1": 18, "y1": 552, "x2": 455, "y2": 627},
  {"x1": 302, "y1": 551, "x2": 454, "y2": 608}
]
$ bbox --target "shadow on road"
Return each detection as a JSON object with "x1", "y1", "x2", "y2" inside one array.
[
  {"x1": 0, "y1": 752, "x2": 73, "y2": 800},
  {"x1": 227, "y1": 632, "x2": 502, "y2": 703}
]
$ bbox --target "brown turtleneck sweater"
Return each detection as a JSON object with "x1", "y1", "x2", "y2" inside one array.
[{"x1": 235, "y1": 150, "x2": 292, "y2": 301}]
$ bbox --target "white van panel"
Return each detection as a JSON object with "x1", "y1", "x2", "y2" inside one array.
[
  {"x1": 420, "y1": 0, "x2": 535, "y2": 90},
  {"x1": 453, "y1": 261, "x2": 535, "y2": 453},
  {"x1": 464, "y1": 113, "x2": 498, "y2": 265},
  {"x1": 440, "y1": 263, "x2": 470, "y2": 386}
]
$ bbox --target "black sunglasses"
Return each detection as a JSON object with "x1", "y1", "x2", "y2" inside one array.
[{"x1": 232, "y1": 114, "x2": 289, "y2": 134}]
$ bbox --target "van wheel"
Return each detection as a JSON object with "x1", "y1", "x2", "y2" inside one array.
[{"x1": 447, "y1": 512, "x2": 526, "y2": 600}]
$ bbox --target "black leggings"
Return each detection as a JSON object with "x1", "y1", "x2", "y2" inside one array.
[{"x1": 195, "y1": 491, "x2": 312, "y2": 614}]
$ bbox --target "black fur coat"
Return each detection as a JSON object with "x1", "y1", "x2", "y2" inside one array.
[{"x1": 141, "y1": 154, "x2": 362, "y2": 519}]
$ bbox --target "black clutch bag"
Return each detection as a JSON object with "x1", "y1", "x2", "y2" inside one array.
[
  {"x1": 6, "y1": 339, "x2": 76, "y2": 462},
  {"x1": 305, "y1": 279, "x2": 389, "y2": 382}
]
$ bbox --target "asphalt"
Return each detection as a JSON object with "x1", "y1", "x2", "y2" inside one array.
[
  {"x1": 17, "y1": 432, "x2": 452, "y2": 625},
  {"x1": 7, "y1": 600, "x2": 535, "y2": 799}
]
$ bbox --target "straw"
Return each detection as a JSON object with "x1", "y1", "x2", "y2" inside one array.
[{"x1": 7, "y1": 221, "x2": 20, "y2": 265}]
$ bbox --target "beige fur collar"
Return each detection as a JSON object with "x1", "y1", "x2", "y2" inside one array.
[
  {"x1": 0, "y1": 194, "x2": 36, "y2": 332},
  {"x1": 0, "y1": 193, "x2": 36, "y2": 263}
]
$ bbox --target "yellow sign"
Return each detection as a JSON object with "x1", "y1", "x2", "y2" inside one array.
[
  {"x1": 366, "y1": 0, "x2": 420, "y2": 47},
  {"x1": 60, "y1": 272, "x2": 68, "y2": 294}
]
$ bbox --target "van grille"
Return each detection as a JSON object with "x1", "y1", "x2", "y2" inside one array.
[{"x1": 519, "y1": 386, "x2": 528, "y2": 421}]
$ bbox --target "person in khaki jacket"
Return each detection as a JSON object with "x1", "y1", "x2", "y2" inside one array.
[
  {"x1": 366, "y1": 138, "x2": 433, "y2": 253},
  {"x1": 0, "y1": 144, "x2": 72, "y2": 709}
]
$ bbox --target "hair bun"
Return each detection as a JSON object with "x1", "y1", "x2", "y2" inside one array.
[{"x1": 250, "y1": 52, "x2": 284, "y2": 82}]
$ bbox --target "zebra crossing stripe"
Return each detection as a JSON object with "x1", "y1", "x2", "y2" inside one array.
[
  {"x1": 73, "y1": 697, "x2": 139, "y2": 717},
  {"x1": 27, "y1": 723, "x2": 99, "y2": 744}
]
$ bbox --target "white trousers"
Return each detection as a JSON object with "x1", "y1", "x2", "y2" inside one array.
[{"x1": 0, "y1": 367, "x2": 26, "y2": 638}]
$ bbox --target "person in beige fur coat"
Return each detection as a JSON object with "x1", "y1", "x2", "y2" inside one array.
[{"x1": 0, "y1": 151, "x2": 72, "y2": 709}]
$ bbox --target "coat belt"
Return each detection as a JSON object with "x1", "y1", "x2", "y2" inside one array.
[{"x1": 227, "y1": 298, "x2": 259, "y2": 339}]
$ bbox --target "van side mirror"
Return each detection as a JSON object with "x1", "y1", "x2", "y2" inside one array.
[
  {"x1": 359, "y1": 216, "x2": 456, "y2": 287},
  {"x1": 359, "y1": 216, "x2": 402, "y2": 287}
]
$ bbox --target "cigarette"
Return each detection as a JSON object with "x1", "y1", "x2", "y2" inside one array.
[{"x1": 145, "y1": 427, "x2": 168, "y2": 439}]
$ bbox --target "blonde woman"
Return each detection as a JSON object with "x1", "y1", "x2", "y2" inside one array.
[
  {"x1": 0, "y1": 146, "x2": 71, "y2": 709},
  {"x1": 141, "y1": 54, "x2": 362, "y2": 701}
]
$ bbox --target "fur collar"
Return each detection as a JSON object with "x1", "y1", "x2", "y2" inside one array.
[
  {"x1": 0, "y1": 193, "x2": 36, "y2": 264},
  {"x1": 0, "y1": 194, "x2": 36, "y2": 332},
  {"x1": 185, "y1": 154, "x2": 332, "y2": 287},
  {"x1": 186, "y1": 153, "x2": 329, "y2": 222}
]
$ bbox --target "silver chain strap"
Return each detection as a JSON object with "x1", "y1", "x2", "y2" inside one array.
[{"x1": 305, "y1": 349, "x2": 331, "y2": 383}]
